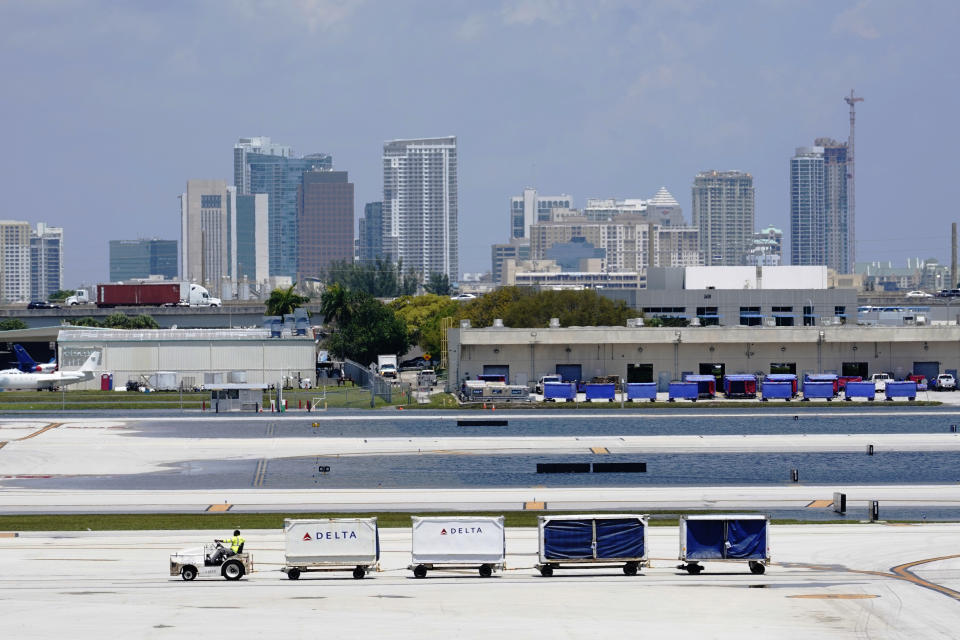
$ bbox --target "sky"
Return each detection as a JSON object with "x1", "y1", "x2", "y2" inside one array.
[{"x1": 1, "y1": 0, "x2": 958, "y2": 287}]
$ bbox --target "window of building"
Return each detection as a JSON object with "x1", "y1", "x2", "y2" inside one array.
[
  {"x1": 739, "y1": 306, "x2": 762, "y2": 327},
  {"x1": 803, "y1": 305, "x2": 816, "y2": 326},
  {"x1": 696, "y1": 306, "x2": 720, "y2": 326},
  {"x1": 201, "y1": 195, "x2": 222, "y2": 209},
  {"x1": 770, "y1": 362, "x2": 796, "y2": 375}
]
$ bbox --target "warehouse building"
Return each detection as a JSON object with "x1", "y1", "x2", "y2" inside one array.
[
  {"x1": 448, "y1": 322, "x2": 960, "y2": 391},
  {"x1": 57, "y1": 328, "x2": 315, "y2": 391}
]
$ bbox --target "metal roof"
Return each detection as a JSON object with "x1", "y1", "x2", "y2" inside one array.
[{"x1": 57, "y1": 328, "x2": 311, "y2": 342}]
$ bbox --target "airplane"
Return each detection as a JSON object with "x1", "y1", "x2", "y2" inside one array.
[
  {"x1": 0, "y1": 351, "x2": 100, "y2": 390},
  {"x1": 13, "y1": 344, "x2": 57, "y2": 373}
]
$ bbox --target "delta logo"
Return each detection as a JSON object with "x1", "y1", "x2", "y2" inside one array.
[
  {"x1": 301, "y1": 530, "x2": 359, "y2": 541},
  {"x1": 440, "y1": 527, "x2": 483, "y2": 535}
]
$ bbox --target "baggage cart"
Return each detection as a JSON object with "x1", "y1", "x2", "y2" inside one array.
[
  {"x1": 543, "y1": 381, "x2": 576, "y2": 402},
  {"x1": 884, "y1": 381, "x2": 917, "y2": 401},
  {"x1": 761, "y1": 381, "x2": 793, "y2": 401},
  {"x1": 804, "y1": 373, "x2": 839, "y2": 394},
  {"x1": 684, "y1": 374, "x2": 717, "y2": 398},
  {"x1": 723, "y1": 374, "x2": 757, "y2": 399},
  {"x1": 537, "y1": 514, "x2": 648, "y2": 577},
  {"x1": 281, "y1": 518, "x2": 380, "y2": 580},
  {"x1": 765, "y1": 373, "x2": 797, "y2": 395},
  {"x1": 802, "y1": 381, "x2": 835, "y2": 400},
  {"x1": 584, "y1": 383, "x2": 616, "y2": 402},
  {"x1": 678, "y1": 514, "x2": 770, "y2": 575},
  {"x1": 844, "y1": 380, "x2": 876, "y2": 401},
  {"x1": 409, "y1": 516, "x2": 505, "y2": 578},
  {"x1": 668, "y1": 381, "x2": 699, "y2": 402},
  {"x1": 626, "y1": 382, "x2": 657, "y2": 402}
]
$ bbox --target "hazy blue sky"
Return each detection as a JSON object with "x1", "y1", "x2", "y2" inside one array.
[{"x1": 2, "y1": 0, "x2": 958, "y2": 287}]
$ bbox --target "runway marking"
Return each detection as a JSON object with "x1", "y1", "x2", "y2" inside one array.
[
  {"x1": 16, "y1": 423, "x2": 62, "y2": 441},
  {"x1": 524, "y1": 501, "x2": 546, "y2": 510},
  {"x1": 0, "y1": 532, "x2": 18, "y2": 538},
  {"x1": 590, "y1": 447, "x2": 610, "y2": 454},
  {"x1": 206, "y1": 504, "x2": 232, "y2": 512},
  {"x1": 806, "y1": 500, "x2": 833, "y2": 508},
  {"x1": 888, "y1": 554, "x2": 960, "y2": 601},
  {"x1": 787, "y1": 594, "x2": 879, "y2": 599},
  {"x1": 252, "y1": 458, "x2": 269, "y2": 487},
  {"x1": 0, "y1": 442, "x2": 6, "y2": 450}
]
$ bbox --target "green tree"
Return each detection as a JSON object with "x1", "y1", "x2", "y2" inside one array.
[
  {"x1": 48, "y1": 289, "x2": 75, "y2": 302},
  {"x1": 73, "y1": 317, "x2": 102, "y2": 327},
  {"x1": 319, "y1": 283, "x2": 354, "y2": 327},
  {"x1": 324, "y1": 258, "x2": 421, "y2": 298},
  {"x1": 326, "y1": 294, "x2": 410, "y2": 365},
  {"x1": 424, "y1": 273, "x2": 451, "y2": 296},
  {"x1": 459, "y1": 287, "x2": 632, "y2": 328},
  {"x1": 390, "y1": 294, "x2": 459, "y2": 356},
  {"x1": 266, "y1": 285, "x2": 310, "y2": 316},
  {"x1": 0, "y1": 318, "x2": 28, "y2": 331}
]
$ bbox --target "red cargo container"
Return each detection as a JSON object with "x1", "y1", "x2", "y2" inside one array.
[{"x1": 97, "y1": 282, "x2": 186, "y2": 308}]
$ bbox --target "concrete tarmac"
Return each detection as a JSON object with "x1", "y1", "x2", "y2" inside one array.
[{"x1": 2, "y1": 525, "x2": 959, "y2": 639}]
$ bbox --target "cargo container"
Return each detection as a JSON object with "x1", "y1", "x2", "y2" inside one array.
[
  {"x1": 281, "y1": 518, "x2": 380, "y2": 580},
  {"x1": 683, "y1": 374, "x2": 716, "y2": 398},
  {"x1": 543, "y1": 381, "x2": 576, "y2": 402},
  {"x1": 409, "y1": 516, "x2": 505, "y2": 578},
  {"x1": 584, "y1": 383, "x2": 616, "y2": 402},
  {"x1": 626, "y1": 382, "x2": 657, "y2": 402},
  {"x1": 96, "y1": 282, "x2": 220, "y2": 308},
  {"x1": 884, "y1": 381, "x2": 917, "y2": 401},
  {"x1": 804, "y1": 373, "x2": 839, "y2": 394},
  {"x1": 844, "y1": 381, "x2": 876, "y2": 401},
  {"x1": 668, "y1": 381, "x2": 699, "y2": 401},
  {"x1": 802, "y1": 381, "x2": 835, "y2": 400},
  {"x1": 761, "y1": 381, "x2": 793, "y2": 401},
  {"x1": 537, "y1": 514, "x2": 648, "y2": 577},
  {"x1": 723, "y1": 374, "x2": 757, "y2": 398},
  {"x1": 679, "y1": 514, "x2": 770, "y2": 575},
  {"x1": 765, "y1": 373, "x2": 797, "y2": 395}
]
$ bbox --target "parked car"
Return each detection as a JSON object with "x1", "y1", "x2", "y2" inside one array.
[
  {"x1": 450, "y1": 293, "x2": 477, "y2": 301},
  {"x1": 934, "y1": 373, "x2": 956, "y2": 391},
  {"x1": 416, "y1": 369, "x2": 437, "y2": 387},
  {"x1": 869, "y1": 372, "x2": 891, "y2": 392},
  {"x1": 399, "y1": 357, "x2": 429, "y2": 371},
  {"x1": 906, "y1": 290, "x2": 933, "y2": 298},
  {"x1": 27, "y1": 300, "x2": 60, "y2": 309}
]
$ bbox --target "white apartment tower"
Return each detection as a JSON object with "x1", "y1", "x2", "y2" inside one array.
[
  {"x1": 0, "y1": 220, "x2": 31, "y2": 303},
  {"x1": 382, "y1": 137, "x2": 458, "y2": 282}
]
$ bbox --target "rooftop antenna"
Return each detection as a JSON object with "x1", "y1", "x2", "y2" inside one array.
[{"x1": 845, "y1": 90, "x2": 863, "y2": 271}]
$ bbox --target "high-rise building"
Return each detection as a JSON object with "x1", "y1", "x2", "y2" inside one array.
[
  {"x1": 241, "y1": 148, "x2": 332, "y2": 279},
  {"x1": 491, "y1": 238, "x2": 531, "y2": 284},
  {"x1": 235, "y1": 194, "x2": 269, "y2": 285},
  {"x1": 358, "y1": 202, "x2": 384, "y2": 264},
  {"x1": 0, "y1": 220, "x2": 31, "y2": 303},
  {"x1": 180, "y1": 180, "x2": 233, "y2": 291},
  {"x1": 233, "y1": 137, "x2": 292, "y2": 196},
  {"x1": 691, "y1": 170, "x2": 755, "y2": 266},
  {"x1": 109, "y1": 239, "x2": 177, "y2": 282},
  {"x1": 297, "y1": 170, "x2": 354, "y2": 279},
  {"x1": 30, "y1": 223, "x2": 63, "y2": 300},
  {"x1": 790, "y1": 140, "x2": 851, "y2": 272},
  {"x1": 510, "y1": 188, "x2": 573, "y2": 239},
  {"x1": 382, "y1": 137, "x2": 458, "y2": 282}
]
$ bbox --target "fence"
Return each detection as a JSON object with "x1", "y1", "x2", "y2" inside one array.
[{"x1": 342, "y1": 358, "x2": 396, "y2": 404}]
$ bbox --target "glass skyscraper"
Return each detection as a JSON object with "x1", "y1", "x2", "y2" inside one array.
[
  {"x1": 109, "y1": 239, "x2": 177, "y2": 281},
  {"x1": 790, "y1": 140, "x2": 849, "y2": 272},
  {"x1": 358, "y1": 202, "x2": 384, "y2": 264}
]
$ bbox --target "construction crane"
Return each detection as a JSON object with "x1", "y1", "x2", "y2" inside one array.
[{"x1": 845, "y1": 90, "x2": 863, "y2": 270}]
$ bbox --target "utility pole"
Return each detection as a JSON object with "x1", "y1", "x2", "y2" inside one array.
[{"x1": 844, "y1": 90, "x2": 863, "y2": 271}]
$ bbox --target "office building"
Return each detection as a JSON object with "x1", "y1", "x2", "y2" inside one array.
[
  {"x1": 382, "y1": 137, "x2": 458, "y2": 282},
  {"x1": 0, "y1": 220, "x2": 31, "y2": 303},
  {"x1": 748, "y1": 225, "x2": 783, "y2": 266},
  {"x1": 30, "y1": 223, "x2": 63, "y2": 300},
  {"x1": 109, "y1": 239, "x2": 177, "y2": 282},
  {"x1": 358, "y1": 202, "x2": 384, "y2": 265},
  {"x1": 491, "y1": 239, "x2": 530, "y2": 284},
  {"x1": 235, "y1": 194, "x2": 269, "y2": 285},
  {"x1": 180, "y1": 180, "x2": 233, "y2": 291},
  {"x1": 233, "y1": 137, "x2": 291, "y2": 196},
  {"x1": 692, "y1": 170, "x2": 755, "y2": 266},
  {"x1": 297, "y1": 170, "x2": 354, "y2": 279},
  {"x1": 583, "y1": 188, "x2": 685, "y2": 227},
  {"x1": 510, "y1": 188, "x2": 573, "y2": 239},
  {"x1": 790, "y1": 140, "x2": 850, "y2": 272}
]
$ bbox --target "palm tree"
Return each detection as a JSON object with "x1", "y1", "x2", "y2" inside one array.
[
  {"x1": 266, "y1": 285, "x2": 310, "y2": 316},
  {"x1": 319, "y1": 283, "x2": 353, "y2": 326}
]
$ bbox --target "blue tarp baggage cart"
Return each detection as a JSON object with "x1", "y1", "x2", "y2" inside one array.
[
  {"x1": 537, "y1": 514, "x2": 648, "y2": 577},
  {"x1": 804, "y1": 373, "x2": 839, "y2": 394},
  {"x1": 766, "y1": 373, "x2": 797, "y2": 395},
  {"x1": 844, "y1": 380, "x2": 876, "y2": 401},
  {"x1": 684, "y1": 374, "x2": 717, "y2": 398},
  {"x1": 803, "y1": 381, "x2": 836, "y2": 400},
  {"x1": 626, "y1": 382, "x2": 657, "y2": 402},
  {"x1": 282, "y1": 518, "x2": 380, "y2": 580},
  {"x1": 679, "y1": 514, "x2": 770, "y2": 575},
  {"x1": 723, "y1": 374, "x2": 757, "y2": 399},
  {"x1": 761, "y1": 381, "x2": 793, "y2": 401},
  {"x1": 885, "y1": 381, "x2": 917, "y2": 401},
  {"x1": 409, "y1": 516, "x2": 505, "y2": 578},
  {"x1": 584, "y1": 383, "x2": 616, "y2": 402},
  {"x1": 668, "y1": 381, "x2": 699, "y2": 402},
  {"x1": 543, "y1": 381, "x2": 576, "y2": 402}
]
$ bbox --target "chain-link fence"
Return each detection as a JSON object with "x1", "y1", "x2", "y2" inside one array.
[{"x1": 342, "y1": 358, "x2": 395, "y2": 404}]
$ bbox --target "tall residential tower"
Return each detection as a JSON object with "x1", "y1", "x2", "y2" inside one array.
[
  {"x1": 790, "y1": 140, "x2": 850, "y2": 272},
  {"x1": 691, "y1": 171, "x2": 755, "y2": 266}
]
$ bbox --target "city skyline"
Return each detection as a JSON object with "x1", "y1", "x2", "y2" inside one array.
[{"x1": 2, "y1": 2, "x2": 957, "y2": 287}]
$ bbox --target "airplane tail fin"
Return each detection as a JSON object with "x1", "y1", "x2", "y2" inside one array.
[
  {"x1": 13, "y1": 344, "x2": 39, "y2": 372},
  {"x1": 79, "y1": 351, "x2": 101, "y2": 372}
]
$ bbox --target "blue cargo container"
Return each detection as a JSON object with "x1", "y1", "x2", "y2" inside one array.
[
  {"x1": 668, "y1": 382, "x2": 699, "y2": 401},
  {"x1": 804, "y1": 373, "x2": 839, "y2": 394},
  {"x1": 626, "y1": 382, "x2": 657, "y2": 402},
  {"x1": 885, "y1": 381, "x2": 917, "y2": 401},
  {"x1": 537, "y1": 514, "x2": 648, "y2": 577},
  {"x1": 844, "y1": 381, "x2": 876, "y2": 401},
  {"x1": 761, "y1": 381, "x2": 793, "y2": 401},
  {"x1": 679, "y1": 514, "x2": 770, "y2": 575},
  {"x1": 723, "y1": 374, "x2": 757, "y2": 398},
  {"x1": 683, "y1": 374, "x2": 717, "y2": 398},
  {"x1": 765, "y1": 373, "x2": 797, "y2": 395},
  {"x1": 584, "y1": 383, "x2": 616, "y2": 402},
  {"x1": 543, "y1": 382, "x2": 576, "y2": 402},
  {"x1": 803, "y1": 381, "x2": 836, "y2": 400}
]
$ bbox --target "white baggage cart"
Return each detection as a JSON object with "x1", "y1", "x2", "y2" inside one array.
[
  {"x1": 409, "y1": 516, "x2": 505, "y2": 578},
  {"x1": 282, "y1": 518, "x2": 380, "y2": 580}
]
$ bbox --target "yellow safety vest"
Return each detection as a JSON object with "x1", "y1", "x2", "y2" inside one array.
[{"x1": 230, "y1": 536, "x2": 245, "y2": 553}]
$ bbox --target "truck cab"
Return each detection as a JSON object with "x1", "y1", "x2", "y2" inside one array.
[
  {"x1": 64, "y1": 289, "x2": 90, "y2": 306},
  {"x1": 189, "y1": 284, "x2": 221, "y2": 307}
]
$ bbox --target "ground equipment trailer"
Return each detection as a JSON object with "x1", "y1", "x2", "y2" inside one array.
[
  {"x1": 679, "y1": 514, "x2": 770, "y2": 575},
  {"x1": 170, "y1": 542, "x2": 252, "y2": 581},
  {"x1": 537, "y1": 514, "x2": 648, "y2": 577},
  {"x1": 282, "y1": 518, "x2": 380, "y2": 579},
  {"x1": 409, "y1": 516, "x2": 505, "y2": 578}
]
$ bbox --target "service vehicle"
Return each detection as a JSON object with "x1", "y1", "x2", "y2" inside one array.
[
  {"x1": 416, "y1": 369, "x2": 437, "y2": 387},
  {"x1": 377, "y1": 354, "x2": 398, "y2": 379},
  {"x1": 64, "y1": 289, "x2": 91, "y2": 305},
  {"x1": 934, "y1": 373, "x2": 956, "y2": 391},
  {"x1": 869, "y1": 372, "x2": 891, "y2": 392},
  {"x1": 535, "y1": 374, "x2": 563, "y2": 394},
  {"x1": 96, "y1": 282, "x2": 221, "y2": 308},
  {"x1": 169, "y1": 541, "x2": 252, "y2": 581}
]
